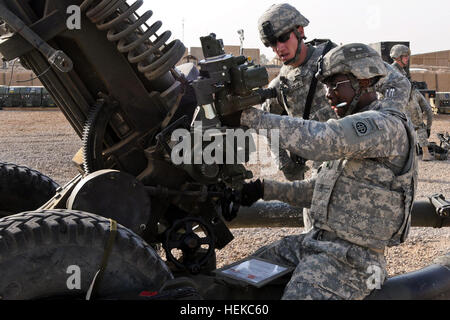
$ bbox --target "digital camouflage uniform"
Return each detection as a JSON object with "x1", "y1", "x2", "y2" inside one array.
[
  {"x1": 259, "y1": 5, "x2": 411, "y2": 198},
  {"x1": 406, "y1": 89, "x2": 434, "y2": 148},
  {"x1": 264, "y1": 50, "x2": 412, "y2": 177},
  {"x1": 263, "y1": 42, "x2": 411, "y2": 232},
  {"x1": 392, "y1": 61, "x2": 434, "y2": 148},
  {"x1": 389, "y1": 45, "x2": 412, "y2": 114},
  {"x1": 239, "y1": 43, "x2": 418, "y2": 300},
  {"x1": 241, "y1": 101, "x2": 417, "y2": 300},
  {"x1": 265, "y1": 55, "x2": 411, "y2": 120},
  {"x1": 263, "y1": 42, "x2": 335, "y2": 121},
  {"x1": 392, "y1": 61, "x2": 408, "y2": 77},
  {"x1": 376, "y1": 62, "x2": 412, "y2": 114}
]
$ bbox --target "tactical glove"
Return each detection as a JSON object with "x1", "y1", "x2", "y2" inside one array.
[{"x1": 240, "y1": 179, "x2": 264, "y2": 207}]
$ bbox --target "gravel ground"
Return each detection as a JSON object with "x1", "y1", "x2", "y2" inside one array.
[{"x1": 0, "y1": 109, "x2": 449, "y2": 277}]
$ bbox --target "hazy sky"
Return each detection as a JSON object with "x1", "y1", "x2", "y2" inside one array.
[{"x1": 139, "y1": 0, "x2": 450, "y2": 59}]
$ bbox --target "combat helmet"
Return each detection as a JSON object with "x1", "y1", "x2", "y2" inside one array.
[
  {"x1": 317, "y1": 43, "x2": 387, "y2": 82},
  {"x1": 316, "y1": 43, "x2": 387, "y2": 116},
  {"x1": 258, "y1": 3, "x2": 309, "y2": 65},
  {"x1": 258, "y1": 3, "x2": 309, "y2": 47},
  {"x1": 390, "y1": 44, "x2": 411, "y2": 60}
]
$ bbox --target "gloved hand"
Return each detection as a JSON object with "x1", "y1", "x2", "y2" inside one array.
[
  {"x1": 427, "y1": 129, "x2": 431, "y2": 139},
  {"x1": 281, "y1": 159, "x2": 309, "y2": 182},
  {"x1": 240, "y1": 179, "x2": 264, "y2": 207}
]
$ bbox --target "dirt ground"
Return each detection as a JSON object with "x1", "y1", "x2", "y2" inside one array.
[{"x1": 0, "y1": 109, "x2": 449, "y2": 277}]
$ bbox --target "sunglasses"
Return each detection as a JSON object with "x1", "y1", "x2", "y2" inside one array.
[
  {"x1": 327, "y1": 80, "x2": 351, "y2": 93},
  {"x1": 267, "y1": 30, "x2": 293, "y2": 47}
]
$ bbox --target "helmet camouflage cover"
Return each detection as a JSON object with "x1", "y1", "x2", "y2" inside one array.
[
  {"x1": 317, "y1": 43, "x2": 387, "y2": 83},
  {"x1": 258, "y1": 3, "x2": 310, "y2": 47},
  {"x1": 390, "y1": 44, "x2": 411, "y2": 59}
]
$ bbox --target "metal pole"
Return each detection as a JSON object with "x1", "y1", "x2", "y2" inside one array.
[{"x1": 237, "y1": 29, "x2": 244, "y2": 56}]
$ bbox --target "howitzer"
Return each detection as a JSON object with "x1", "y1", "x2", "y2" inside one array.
[
  {"x1": 0, "y1": 0, "x2": 274, "y2": 276},
  {"x1": 192, "y1": 34, "x2": 276, "y2": 120},
  {"x1": 0, "y1": 0, "x2": 449, "y2": 301}
]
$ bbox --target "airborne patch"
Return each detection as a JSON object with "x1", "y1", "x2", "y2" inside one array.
[{"x1": 353, "y1": 119, "x2": 375, "y2": 137}]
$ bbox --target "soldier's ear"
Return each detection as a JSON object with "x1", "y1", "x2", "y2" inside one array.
[
  {"x1": 359, "y1": 79, "x2": 371, "y2": 89},
  {"x1": 297, "y1": 26, "x2": 305, "y2": 38}
]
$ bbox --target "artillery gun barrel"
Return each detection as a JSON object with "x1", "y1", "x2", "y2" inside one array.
[{"x1": 228, "y1": 199, "x2": 450, "y2": 229}]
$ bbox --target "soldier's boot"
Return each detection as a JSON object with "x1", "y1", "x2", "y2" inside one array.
[{"x1": 422, "y1": 147, "x2": 434, "y2": 162}]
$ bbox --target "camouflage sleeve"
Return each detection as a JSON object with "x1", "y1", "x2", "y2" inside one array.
[
  {"x1": 241, "y1": 107, "x2": 408, "y2": 162},
  {"x1": 416, "y1": 91, "x2": 433, "y2": 130},
  {"x1": 376, "y1": 63, "x2": 411, "y2": 113},
  {"x1": 311, "y1": 105, "x2": 337, "y2": 122},
  {"x1": 263, "y1": 178, "x2": 316, "y2": 208}
]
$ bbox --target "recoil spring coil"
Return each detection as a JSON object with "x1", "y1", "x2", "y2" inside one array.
[{"x1": 80, "y1": 0, "x2": 185, "y2": 81}]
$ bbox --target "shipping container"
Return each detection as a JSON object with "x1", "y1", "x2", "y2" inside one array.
[{"x1": 0, "y1": 86, "x2": 54, "y2": 108}]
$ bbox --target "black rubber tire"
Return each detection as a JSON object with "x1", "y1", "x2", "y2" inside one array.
[
  {"x1": 0, "y1": 210, "x2": 174, "y2": 300},
  {"x1": 0, "y1": 163, "x2": 60, "y2": 217}
]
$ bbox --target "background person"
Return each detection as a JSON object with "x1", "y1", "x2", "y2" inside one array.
[{"x1": 390, "y1": 44, "x2": 434, "y2": 161}]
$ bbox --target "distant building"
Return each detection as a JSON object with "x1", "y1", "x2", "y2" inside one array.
[
  {"x1": 0, "y1": 56, "x2": 43, "y2": 86},
  {"x1": 411, "y1": 50, "x2": 450, "y2": 68},
  {"x1": 369, "y1": 42, "x2": 450, "y2": 93},
  {"x1": 410, "y1": 50, "x2": 450, "y2": 92}
]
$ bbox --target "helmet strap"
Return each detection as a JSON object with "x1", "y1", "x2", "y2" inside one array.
[
  {"x1": 395, "y1": 58, "x2": 407, "y2": 68},
  {"x1": 345, "y1": 76, "x2": 364, "y2": 117}
]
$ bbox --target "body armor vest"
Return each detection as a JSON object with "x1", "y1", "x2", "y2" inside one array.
[{"x1": 309, "y1": 109, "x2": 418, "y2": 250}]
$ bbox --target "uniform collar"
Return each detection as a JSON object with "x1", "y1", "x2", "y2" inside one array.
[
  {"x1": 358, "y1": 99, "x2": 382, "y2": 113},
  {"x1": 299, "y1": 44, "x2": 316, "y2": 67},
  {"x1": 283, "y1": 44, "x2": 316, "y2": 72}
]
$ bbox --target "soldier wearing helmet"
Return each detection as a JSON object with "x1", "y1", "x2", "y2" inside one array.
[
  {"x1": 258, "y1": 3, "x2": 337, "y2": 183},
  {"x1": 407, "y1": 88, "x2": 434, "y2": 161},
  {"x1": 390, "y1": 44, "x2": 434, "y2": 161},
  {"x1": 390, "y1": 44, "x2": 411, "y2": 77},
  {"x1": 257, "y1": 3, "x2": 412, "y2": 232},
  {"x1": 222, "y1": 43, "x2": 418, "y2": 300}
]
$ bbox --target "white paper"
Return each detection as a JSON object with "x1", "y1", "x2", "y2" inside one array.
[{"x1": 222, "y1": 259, "x2": 288, "y2": 284}]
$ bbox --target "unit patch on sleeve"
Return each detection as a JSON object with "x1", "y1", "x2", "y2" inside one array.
[{"x1": 353, "y1": 119, "x2": 375, "y2": 137}]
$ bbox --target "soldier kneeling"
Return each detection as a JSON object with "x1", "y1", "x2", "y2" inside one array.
[{"x1": 221, "y1": 43, "x2": 418, "y2": 300}]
